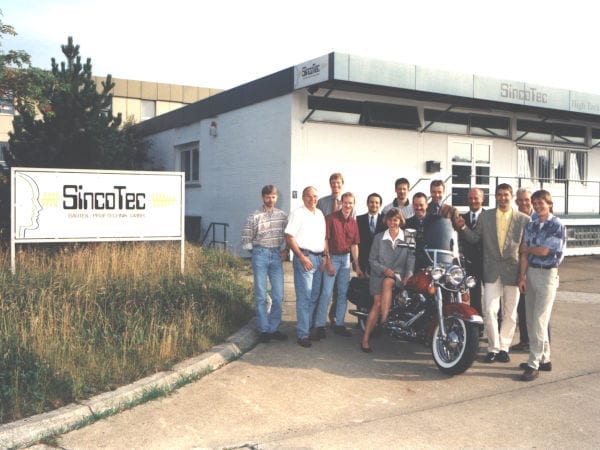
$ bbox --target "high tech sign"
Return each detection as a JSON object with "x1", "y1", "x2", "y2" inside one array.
[{"x1": 12, "y1": 168, "x2": 184, "y2": 242}]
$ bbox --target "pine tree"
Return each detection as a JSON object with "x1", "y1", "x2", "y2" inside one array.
[{"x1": 7, "y1": 37, "x2": 147, "y2": 169}]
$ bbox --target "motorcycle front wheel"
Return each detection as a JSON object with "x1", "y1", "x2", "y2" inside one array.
[{"x1": 431, "y1": 317, "x2": 479, "y2": 375}]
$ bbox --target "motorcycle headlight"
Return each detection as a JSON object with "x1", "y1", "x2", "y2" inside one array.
[
  {"x1": 430, "y1": 266, "x2": 445, "y2": 281},
  {"x1": 446, "y1": 265, "x2": 465, "y2": 286},
  {"x1": 465, "y1": 276, "x2": 476, "y2": 288}
]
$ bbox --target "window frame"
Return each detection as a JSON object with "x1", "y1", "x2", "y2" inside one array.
[
  {"x1": 517, "y1": 144, "x2": 588, "y2": 184},
  {"x1": 176, "y1": 143, "x2": 200, "y2": 185}
]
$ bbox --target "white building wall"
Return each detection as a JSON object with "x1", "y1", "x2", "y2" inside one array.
[
  {"x1": 146, "y1": 95, "x2": 293, "y2": 254},
  {"x1": 290, "y1": 92, "x2": 521, "y2": 215},
  {"x1": 144, "y1": 89, "x2": 599, "y2": 256}
]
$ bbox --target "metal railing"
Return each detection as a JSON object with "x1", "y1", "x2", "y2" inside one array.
[
  {"x1": 200, "y1": 222, "x2": 229, "y2": 249},
  {"x1": 410, "y1": 175, "x2": 600, "y2": 216}
]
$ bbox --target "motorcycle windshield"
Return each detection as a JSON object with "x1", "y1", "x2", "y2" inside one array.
[{"x1": 423, "y1": 215, "x2": 455, "y2": 266}]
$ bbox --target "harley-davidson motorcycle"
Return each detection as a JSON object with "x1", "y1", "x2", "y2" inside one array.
[{"x1": 348, "y1": 217, "x2": 483, "y2": 375}]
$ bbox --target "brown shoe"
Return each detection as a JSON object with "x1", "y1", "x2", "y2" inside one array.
[
  {"x1": 520, "y1": 366, "x2": 539, "y2": 381},
  {"x1": 519, "y1": 361, "x2": 552, "y2": 372},
  {"x1": 510, "y1": 342, "x2": 530, "y2": 352}
]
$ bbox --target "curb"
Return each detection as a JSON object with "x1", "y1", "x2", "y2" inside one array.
[{"x1": 0, "y1": 318, "x2": 259, "y2": 449}]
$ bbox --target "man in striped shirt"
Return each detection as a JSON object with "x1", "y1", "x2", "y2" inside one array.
[
  {"x1": 242, "y1": 185, "x2": 289, "y2": 343},
  {"x1": 382, "y1": 177, "x2": 414, "y2": 219}
]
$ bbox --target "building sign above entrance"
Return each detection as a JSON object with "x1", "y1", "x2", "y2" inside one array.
[{"x1": 327, "y1": 53, "x2": 600, "y2": 117}]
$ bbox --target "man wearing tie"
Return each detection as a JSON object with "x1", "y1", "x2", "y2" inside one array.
[
  {"x1": 427, "y1": 179, "x2": 460, "y2": 221},
  {"x1": 456, "y1": 184, "x2": 530, "y2": 364},
  {"x1": 458, "y1": 188, "x2": 485, "y2": 315},
  {"x1": 356, "y1": 193, "x2": 387, "y2": 274}
]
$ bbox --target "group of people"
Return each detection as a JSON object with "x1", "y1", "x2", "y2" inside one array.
[{"x1": 241, "y1": 174, "x2": 566, "y2": 382}]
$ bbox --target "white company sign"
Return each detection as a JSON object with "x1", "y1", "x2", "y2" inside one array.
[{"x1": 11, "y1": 168, "x2": 184, "y2": 242}]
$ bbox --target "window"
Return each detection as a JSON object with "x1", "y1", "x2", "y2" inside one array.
[
  {"x1": 0, "y1": 142, "x2": 8, "y2": 166},
  {"x1": 517, "y1": 120, "x2": 586, "y2": 145},
  {"x1": 306, "y1": 96, "x2": 419, "y2": 129},
  {"x1": 0, "y1": 100, "x2": 14, "y2": 115},
  {"x1": 517, "y1": 145, "x2": 587, "y2": 184},
  {"x1": 177, "y1": 143, "x2": 200, "y2": 183},
  {"x1": 449, "y1": 139, "x2": 492, "y2": 207},
  {"x1": 141, "y1": 100, "x2": 156, "y2": 121},
  {"x1": 425, "y1": 110, "x2": 510, "y2": 137}
]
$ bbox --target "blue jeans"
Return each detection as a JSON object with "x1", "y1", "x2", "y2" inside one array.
[
  {"x1": 315, "y1": 253, "x2": 350, "y2": 327},
  {"x1": 292, "y1": 253, "x2": 323, "y2": 338},
  {"x1": 252, "y1": 246, "x2": 284, "y2": 333}
]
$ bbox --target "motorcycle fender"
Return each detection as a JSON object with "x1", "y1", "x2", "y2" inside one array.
[
  {"x1": 427, "y1": 303, "x2": 483, "y2": 338},
  {"x1": 443, "y1": 303, "x2": 484, "y2": 324}
]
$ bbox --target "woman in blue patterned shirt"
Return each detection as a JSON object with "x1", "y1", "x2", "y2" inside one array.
[{"x1": 517, "y1": 190, "x2": 566, "y2": 381}]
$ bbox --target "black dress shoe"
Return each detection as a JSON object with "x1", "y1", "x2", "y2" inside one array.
[
  {"x1": 259, "y1": 332, "x2": 271, "y2": 343},
  {"x1": 309, "y1": 327, "x2": 321, "y2": 341},
  {"x1": 521, "y1": 366, "x2": 539, "y2": 381},
  {"x1": 269, "y1": 330, "x2": 288, "y2": 341},
  {"x1": 317, "y1": 326, "x2": 327, "y2": 339},
  {"x1": 333, "y1": 325, "x2": 352, "y2": 337},
  {"x1": 497, "y1": 350, "x2": 510, "y2": 363},
  {"x1": 520, "y1": 361, "x2": 552, "y2": 371},
  {"x1": 483, "y1": 352, "x2": 497, "y2": 363},
  {"x1": 297, "y1": 337, "x2": 312, "y2": 348}
]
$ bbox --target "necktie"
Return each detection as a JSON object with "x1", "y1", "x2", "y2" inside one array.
[
  {"x1": 369, "y1": 216, "x2": 375, "y2": 235},
  {"x1": 333, "y1": 197, "x2": 340, "y2": 212},
  {"x1": 471, "y1": 212, "x2": 477, "y2": 228}
]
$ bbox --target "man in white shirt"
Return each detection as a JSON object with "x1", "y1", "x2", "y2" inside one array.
[{"x1": 285, "y1": 186, "x2": 328, "y2": 348}]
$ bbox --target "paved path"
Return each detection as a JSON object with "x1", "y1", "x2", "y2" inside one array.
[{"x1": 3, "y1": 256, "x2": 600, "y2": 449}]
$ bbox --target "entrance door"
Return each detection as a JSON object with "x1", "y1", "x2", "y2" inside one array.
[{"x1": 449, "y1": 139, "x2": 491, "y2": 208}]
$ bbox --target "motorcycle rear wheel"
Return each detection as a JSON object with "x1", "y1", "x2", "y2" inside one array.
[{"x1": 431, "y1": 317, "x2": 479, "y2": 375}]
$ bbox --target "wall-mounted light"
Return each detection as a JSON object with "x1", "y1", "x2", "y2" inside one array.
[
  {"x1": 426, "y1": 160, "x2": 441, "y2": 173},
  {"x1": 209, "y1": 121, "x2": 217, "y2": 137}
]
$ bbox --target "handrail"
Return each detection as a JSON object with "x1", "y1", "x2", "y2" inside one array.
[
  {"x1": 200, "y1": 222, "x2": 229, "y2": 249},
  {"x1": 407, "y1": 175, "x2": 600, "y2": 215}
]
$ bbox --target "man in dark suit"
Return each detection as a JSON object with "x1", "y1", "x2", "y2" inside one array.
[
  {"x1": 459, "y1": 187, "x2": 485, "y2": 315},
  {"x1": 356, "y1": 193, "x2": 387, "y2": 274},
  {"x1": 404, "y1": 191, "x2": 430, "y2": 271},
  {"x1": 456, "y1": 183, "x2": 530, "y2": 364},
  {"x1": 427, "y1": 179, "x2": 460, "y2": 222}
]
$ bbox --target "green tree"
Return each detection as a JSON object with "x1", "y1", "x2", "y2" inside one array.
[
  {"x1": 0, "y1": 10, "x2": 53, "y2": 119},
  {"x1": 7, "y1": 36, "x2": 148, "y2": 170}
]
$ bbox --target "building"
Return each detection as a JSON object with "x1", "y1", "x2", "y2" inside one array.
[
  {"x1": 0, "y1": 76, "x2": 222, "y2": 165},
  {"x1": 139, "y1": 54, "x2": 600, "y2": 255}
]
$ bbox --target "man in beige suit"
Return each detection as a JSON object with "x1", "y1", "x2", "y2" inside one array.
[{"x1": 456, "y1": 183, "x2": 530, "y2": 364}]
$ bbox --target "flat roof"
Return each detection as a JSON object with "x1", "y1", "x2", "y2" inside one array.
[{"x1": 136, "y1": 52, "x2": 600, "y2": 137}]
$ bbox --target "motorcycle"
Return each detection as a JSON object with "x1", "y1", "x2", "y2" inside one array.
[{"x1": 348, "y1": 217, "x2": 483, "y2": 375}]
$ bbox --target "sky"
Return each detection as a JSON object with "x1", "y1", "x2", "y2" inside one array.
[{"x1": 2, "y1": 0, "x2": 600, "y2": 94}]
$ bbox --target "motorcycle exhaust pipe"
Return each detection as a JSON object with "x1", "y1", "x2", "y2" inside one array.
[{"x1": 348, "y1": 309, "x2": 368, "y2": 319}]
